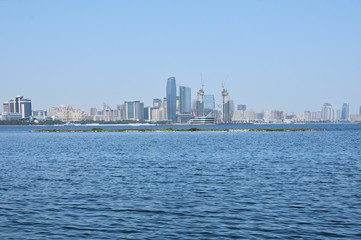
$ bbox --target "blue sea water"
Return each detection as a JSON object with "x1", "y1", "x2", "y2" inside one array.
[{"x1": 0, "y1": 124, "x2": 361, "y2": 239}]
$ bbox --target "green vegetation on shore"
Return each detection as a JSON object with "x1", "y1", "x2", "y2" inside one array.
[{"x1": 31, "y1": 128, "x2": 324, "y2": 133}]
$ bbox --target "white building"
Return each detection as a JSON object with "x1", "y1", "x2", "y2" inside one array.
[
  {"x1": 232, "y1": 110, "x2": 256, "y2": 122},
  {"x1": 48, "y1": 105, "x2": 84, "y2": 122}
]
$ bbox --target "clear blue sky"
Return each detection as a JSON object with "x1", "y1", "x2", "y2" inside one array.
[{"x1": 1, "y1": 0, "x2": 360, "y2": 114}]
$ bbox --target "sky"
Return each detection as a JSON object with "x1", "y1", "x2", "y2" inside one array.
[{"x1": 1, "y1": 0, "x2": 360, "y2": 114}]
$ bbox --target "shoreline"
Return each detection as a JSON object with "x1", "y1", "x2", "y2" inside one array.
[
  {"x1": 30, "y1": 128, "x2": 324, "y2": 133},
  {"x1": 1, "y1": 122, "x2": 359, "y2": 127}
]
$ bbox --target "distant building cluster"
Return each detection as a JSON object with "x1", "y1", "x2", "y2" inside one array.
[{"x1": 1, "y1": 78, "x2": 361, "y2": 123}]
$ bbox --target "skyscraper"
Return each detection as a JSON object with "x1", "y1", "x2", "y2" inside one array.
[
  {"x1": 341, "y1": 102, "x2": 350, "y2": 121},
  {"x1": 195, "y1": 89, "x2": 204, "y2": 117},
  {"x1": 166, "y1": 77, "x2": 177, "y2": 122},
  {"x1": 179, "y1": 86, "x2": 191, "y2": 114},
  {"x1": 222, "y1": 88, "x2": 231, "y2": 123}
]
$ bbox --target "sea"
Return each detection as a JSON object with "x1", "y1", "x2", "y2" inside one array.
[{"x1": 1, "y1": 123, "x2": 360, "y2": 239}]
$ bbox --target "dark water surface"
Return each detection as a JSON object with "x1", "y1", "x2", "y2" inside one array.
[{"x1": 1, "y1": 124, "x2": 361, "y2": 239}]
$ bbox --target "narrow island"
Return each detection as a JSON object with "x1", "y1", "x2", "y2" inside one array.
[{"x1": 30, "y1": 128, "x2": 324, "y2": 133}]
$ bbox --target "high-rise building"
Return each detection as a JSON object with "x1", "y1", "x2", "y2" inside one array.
[
  {"x1": 195, "y1": 88, "x2": 204, "y2": 117},
  {"x1": 123, "y1": 101, "x2": 144, "y2": 121},
  {"x1": 237, "y1": 104, "x2": 247, "y2": 111},
  {"x1": 341, "y1": 102, "x2": 350, "y2": 121},
  {"x1": 322, "y1": 103, "x2": 336, "y2": 121},
  {"x1": 3, "y1": 96, "x2": 32, "y2": 118},
  {"x1": 359, "y1": 106, "x2": 361, "y2": 115},
  {"x1": 222, "y1": 88, "x2": 231, "y2": 123},
  {"x1": 179, "y1": 86, "x2": 191, "y2": 114},
  {"x1": 166, "y1": 77, "x2": 177, "y2": 122}
]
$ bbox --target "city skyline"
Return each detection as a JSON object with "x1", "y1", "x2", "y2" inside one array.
[
  {"x1": 2, "y1": 85, "x2": 361, "y2": 123},
  {"x1": 1, "y1": 1, "x2": 360, "y2": 113},
  {"x1": 2, "y1": 84, "x2": 360, "y2": 115}
]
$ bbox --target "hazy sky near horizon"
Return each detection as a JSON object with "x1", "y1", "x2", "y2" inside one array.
[{"x1": 1, "y1": 0, "x2": 360, "y2": 114}]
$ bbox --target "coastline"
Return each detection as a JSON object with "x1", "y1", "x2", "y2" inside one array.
[{"x1": 30, "y1": 128, "x2": 324, "y2": 133}]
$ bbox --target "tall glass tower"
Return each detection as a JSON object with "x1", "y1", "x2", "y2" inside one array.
[
  {"x1": 166, "y1": 77, "x2": 177, "y2": 122},
  {"x1": 341, "y1": 102, "x2": 350, "y2": 121}
]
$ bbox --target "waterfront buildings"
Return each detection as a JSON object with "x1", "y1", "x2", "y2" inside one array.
[
  {"x1": 166, "y1": 77, "x2": 177, "y2": 122},
  {"x1": 232, "y1": 110, "x2": 257, "y2": 122},
  {"x1": 3, "y1": 96, "x2": 32, "y2": 118},
  {"x1": 2, "y1": 80, "x2": 360, "y2": 124}
]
